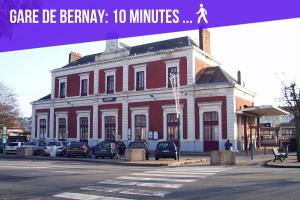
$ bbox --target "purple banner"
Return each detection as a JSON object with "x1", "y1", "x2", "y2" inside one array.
[{"x1": 0, "y1": 0, "x2": 299, "y2": 52}]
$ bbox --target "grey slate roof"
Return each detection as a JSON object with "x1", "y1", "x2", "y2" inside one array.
[
  {"x1": 37, "y1": 94, "x2": 51, "y2": 101},
  {"x1": 63, "y1": 36, "x2": 197, "y2": 68},
  {"x1": 196, "y1": 66, "x2": 237, "y2": 85}
]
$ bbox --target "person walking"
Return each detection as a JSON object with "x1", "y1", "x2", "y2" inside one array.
[{"x1": 225, "y1": 139, "x2": 233, "y2": 151}]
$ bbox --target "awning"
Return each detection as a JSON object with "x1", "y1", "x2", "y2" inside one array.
[{"x1": 237, "y1": 105, "x2": 290, "y2": 116}]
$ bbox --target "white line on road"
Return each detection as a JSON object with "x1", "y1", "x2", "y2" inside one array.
[
  {"x1": 81, "y1": 186, "x2": 169, "y2": 197},
  {"x1": 145, "y1": 170, "x2": 217, "y2": 175},
  {"x1": 117, "y1": 176, "x2": 196, "y2": 183},
  {"x1": 99, "y1": 180, "x2": 182, "y2": 189},
  {"x1": 131, "y1": 172, "x2": 209, "y2": 178},
  {"x1": 54, "y1": 192, "x2": 134, "y2": 200}
]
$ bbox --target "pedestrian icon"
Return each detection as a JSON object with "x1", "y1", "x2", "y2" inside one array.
[{"x1": 196, "y1": 3, "x2": 208, "y2": 24}]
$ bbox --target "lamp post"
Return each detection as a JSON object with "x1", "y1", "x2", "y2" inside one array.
[{"x1": 169, "y1": 73, "x2": 180, "y2": 161}]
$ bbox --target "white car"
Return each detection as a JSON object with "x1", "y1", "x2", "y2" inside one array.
[
  {"x1": 44, "y1": 141, "x2": 65, "y2": 156},
  {"x1": 6, "y1": 142, "x2": 24, "y2": 154}
]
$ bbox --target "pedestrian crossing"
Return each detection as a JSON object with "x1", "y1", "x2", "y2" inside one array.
[{"x1": 53, "y1": 166, "x2": 232, "y2": 200}]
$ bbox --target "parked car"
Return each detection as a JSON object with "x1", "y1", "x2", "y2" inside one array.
[
  {"x1": 63, "y1": 141, "x2": 89, "y2": 158},
  {"x1": 90, "y1": 141, "x2": 119, "y2": 159},
  {"x1": 22, "y1": 140, "x2": 47, "y2": 155},
  {"x1": 5, "y1": 142, "x2": 24, "y2": 154},
  {"x1": 155, "y1": 141, "x2": 178, "y2": 160},
  {"x1": 44, "y1": 141, "x2": 66, "y2": 156},
  {"x1": 0, "y1": 143, "x2": 3, "y2": 153},
  {"x1": 128, "y1": 141, "x2": 149, "y2": 160}
]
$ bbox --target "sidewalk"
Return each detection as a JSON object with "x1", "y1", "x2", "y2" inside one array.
[{"x1": 265, "y1": 152, "x2": 300, "y2": 168}]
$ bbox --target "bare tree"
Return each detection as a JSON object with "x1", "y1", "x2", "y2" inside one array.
[
  {"x1": 281, "y1": 82, "x2": 300, "y2": 162},
  {"x1": 0, "y1": 81, "x2": 19, "y2": 129}
]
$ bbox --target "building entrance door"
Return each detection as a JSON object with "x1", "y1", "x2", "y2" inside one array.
[{"x1": 203, "y1": 112, "x2": 219, "y2": 152}]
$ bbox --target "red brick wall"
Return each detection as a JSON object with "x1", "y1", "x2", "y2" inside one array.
[
  {"x1": 99, "y1": 70, "x2": 105, "y2": 94},
  {"x1": 236, "y1": 97, "x2": 253, "y2": 110},
  {"x1": 98, "y1": 104, "x2": 122, "y2": 139},
  {"x1": 195, "y1": 96, "x2": 227, "y2": 140},
  {"x1": 54, "y1": 106, "x2": 93, "y2": 139},
  {"x1": 128, "y1": 57, "x2": 187, "y2": 91},
  {"x1": 35, "y1": 109, "x2": 50, "y2": 138},
  {"x1": 116, "y1": 67, "x2": 123, "y2": 92},
  {"x1": 128, "y1": 99, "x2": 187, "y2": 139},
  {"x1": 54, "y1": 71, "x2": 94, "y2": 98},
  {"x1": 195, "y1": 58, "x2": 210, "y2": 81}
]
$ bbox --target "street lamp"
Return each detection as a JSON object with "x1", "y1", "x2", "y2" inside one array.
[{"x1": 169, "y1": 73, "x2": 180, "y2": 161}]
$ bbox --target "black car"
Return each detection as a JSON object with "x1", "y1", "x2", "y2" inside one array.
[
  {"x1": 90, "y1": 141, "x2": 119, "y2": 159},
  {"x1": 63, "y1": 141, "x2": 89, "y2": 158},
  {"x1": 116, "y1": 141, "x2": 126, "y2": 155},
  {"x1": 155, "y1": 141, "x2": 178, "y2": 160},
  {"x1": 128, "y1": 141, "x2": 149, "y2": 160}
]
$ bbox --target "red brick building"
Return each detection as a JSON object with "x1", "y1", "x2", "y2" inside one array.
[{"x1": 31, "y1": 31, "x2": 256, "y2": 152}]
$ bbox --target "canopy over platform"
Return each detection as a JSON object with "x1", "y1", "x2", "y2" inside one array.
[{"x1": 237, "y1": 105, "x2": 290, "y2": 116}]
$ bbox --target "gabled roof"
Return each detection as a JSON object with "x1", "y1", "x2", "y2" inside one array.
[
  {"x1": 36, "y1": 94, "x2": 51, "y2": 101},
  {"x1": 196, "y1": 66, "x2": 237, "y2": 85},
  {"x1": 62, "y1": 36, "x2": 197, "y2": 69}
]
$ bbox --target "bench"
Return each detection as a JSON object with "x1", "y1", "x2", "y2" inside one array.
[{"x1": 272, "y1": 148, "x2": 286, "y2": 162}]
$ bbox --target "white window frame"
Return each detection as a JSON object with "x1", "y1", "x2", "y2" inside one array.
[
  {"x1": 79, "y1": 73, "x2": 89, "y2": 97},
  {"x1": 76, "y1": 110, "x2": 90, "y2": 141},
  {"x1": 58, "y1": 77, "x2": 67, "y2": 99},
  {"x1": 55, "y1": 112, "x2": 68, "y2": 141},
  {"x1": 101, "y1": 109, "x2": 118, "y2": 141},
  {"x1": 133, "y1": 64, "x2": 147, "y2": 91},
  {"x1": 105, "y1": 69, "x2": 116, "y2": 94},
  {"x1": 165, "y1": 59, "x2": 180, "y2": 88},
  {"x1": 198, "y1": 102, "x2": 222, "y2": 144},
  {"x1": 37, "y1": 113, "x2": 48, "y2": 140},
  {"x1": 162, "y1": 105, "x2": 183, "y2": 141},
  {"x1": 130, "y1": 106, "x2": 149, "y2": 141}
]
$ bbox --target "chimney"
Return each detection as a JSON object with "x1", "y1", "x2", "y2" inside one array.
[
  {"x1": 68, "y1": 52, "x2": 81, "y2": 64},
  {"x1": 199, "y1": 29, "x2": 211, "y2": 55},
  {"x1": 237, "y1": 70, "x2": 242, "y2": 85}
]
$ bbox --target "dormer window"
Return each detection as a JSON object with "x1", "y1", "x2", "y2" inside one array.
[{"x1": 80, "y1": 73, "x2": 89, "y2": 97}]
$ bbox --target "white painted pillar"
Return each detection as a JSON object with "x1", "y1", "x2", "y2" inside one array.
[
  {"x1": 31, "y1": 107, "x2": 36, "y2": 139},
  {"x1": 94, "y1": 69, "x2": 99, "y2": 95},
  {"x1": 123, "y1": 64, "x2": 128, "y2": 91},
  {"x1": 187, "y1": 96, "x2": 195, "y2": 141},
  {"x1": 122, "y1": 101, "x2": 128, "y2": 141},
  {"x1": 93, "y1": 105, "x2": 98, "y2": 139},
  {"x1": 49, "y1": 107, "x2": 54, "y2": 139},
  {"x1": 51, "y1": 74, "x2": 55, "y2": 99}
]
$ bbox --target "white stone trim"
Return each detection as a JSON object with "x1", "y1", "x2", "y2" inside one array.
[
  {"x1": 58, "y1": 77, "x2": 67, "y2": 99},
  {"x1": 105, "y1": 69, "x2": 116, "y2": 94},
  {"x1": 92, "y1": 105, "x2": 98, "y2": 139},
  {"x1": 94, "y1": 69, "x2": 99, "y2": 95},
  {"x1": 187, "y1": 96, "x2": 195, "y2": 140},
  {"x1": 31, "y1": 108, "x2": 36, "y2": 139},
  {"x1": 49, "y1": 108, "x2": 54, "y2": 139},
  {"x1": 198, "y1": 102, "x2": 222, "y2": 151},
  {"x1": 123, "y1": 64, "x2": 129, "y2": 91},
  {"x1": 133, "y1": 64, "x2": 147, "y2": 91},
  {"x1": 76, "y1": 110, "x2": 91, "y2": 141},
  {"x1": 37, "y1": 112, "x2": 48, "y2": 140},
  {"x1": 130, "y1": 106, "x2": 149, "y2": 141},
  {"x1": 55, "y1": 112, "x2": 68, "y2": 140},
  {"x1": 165, "y1": 59, "x2": 180, "y2": 88},
  {"x1": 162, "y1": 104, "x2": 184, "y2": 141},
  {"x1": 79, "y1": 73, "x2": 89, "y2": 97},
  {"x1": 100, "y1": 109, "x2": 118, "y2": 141}
]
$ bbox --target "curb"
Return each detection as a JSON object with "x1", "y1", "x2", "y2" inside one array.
[
  {"x1": 263, "y1": 159, "x2": 300, "y2": 168},
  {"x1": 0, "y1": 155, "x2": 204, "y2": 167}
]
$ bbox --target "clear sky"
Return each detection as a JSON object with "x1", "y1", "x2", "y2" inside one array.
[{"x1": 0, "y1": 18, "x2": 299, "y2": 117}]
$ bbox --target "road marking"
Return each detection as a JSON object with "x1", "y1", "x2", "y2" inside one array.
[
  {"x1": 145, "y1": 170, "x2": 218, "y2": 174},
  {"x1": 54, "y1": 192, "x2": 134, "y2": 200},
  {"x1": 131, "y1": 172, "x2": 208, "y2": 178},
  {"x1": 0, "y1": 166, "x2": 49, "y2": 169},
  {"x1": 117, "y1": 176, "x2": 196, "y2": 183},
  {"x1": 81, "y1": 186, "x2": 168, "y2": 197},
  {"x1": 50, "y1": 170, "x2": 85, "y2": 174},
  {"x1": 99, "y1": 180, "x2": 182, "y2": 189}
]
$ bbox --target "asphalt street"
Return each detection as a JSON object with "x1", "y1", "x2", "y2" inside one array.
[{"x1": 0, "y1": 159, "x2": 299, "y2": 200}]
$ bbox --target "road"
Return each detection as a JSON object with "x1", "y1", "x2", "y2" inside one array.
[{"x1": 0, "y1": 159, "x2": 299, "y2": 200}]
